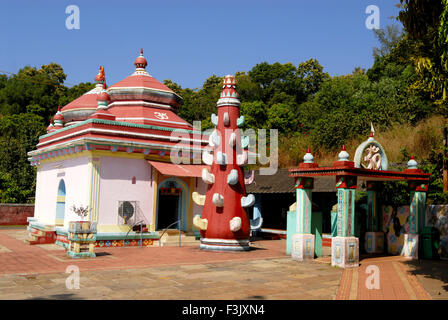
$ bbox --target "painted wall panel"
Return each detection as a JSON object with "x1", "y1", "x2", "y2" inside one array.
[
  {"x1": 98, "y1": 156, "x2": 153, "y2": 227},
  {"x1": 34, "y1": 156, "x2": 90, "y2": 226}
]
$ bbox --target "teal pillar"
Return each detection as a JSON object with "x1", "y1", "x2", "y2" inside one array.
[
  {"x1": 335, "y1": 176, "x2": 357, "y2": 237},
  {"x1": 286, "y1": 210, "x2": 296, "y2": 255},
  {"x1": 403, "y1": 181, "x2": 428, "y2": 259},
  {"x1": 332, "y1": 175, "x2": 359, "y2": 268},
  {"x1": 409, "y1": 182, "x2": 428, "y2": 234},
  {"x1": 295, "y1": 177, "x2": 314, "y2": 234}
]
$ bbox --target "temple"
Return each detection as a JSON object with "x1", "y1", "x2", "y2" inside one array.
[
  {"x1": 26, "y1": 49, "x2": 211, "y2": 248},
  {"x1": 288, "y1": 127, "x2": 431, "y2": 267}
]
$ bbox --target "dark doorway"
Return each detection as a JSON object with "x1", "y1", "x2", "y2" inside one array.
[{"x1": 157, "y1": 194, "x2": 180, "y2": 230}]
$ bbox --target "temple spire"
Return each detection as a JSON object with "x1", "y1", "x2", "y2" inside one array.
[
  {"x1": 134, "y1": 48, "x2": 148, "y2": 71},
  {"x1": 217, "y1": 75, "x2": 240, "y2": 107}
]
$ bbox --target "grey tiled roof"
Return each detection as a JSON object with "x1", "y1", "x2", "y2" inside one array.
[{"x1": 245, "y1": 168, "x2": 341, "y2": 194}]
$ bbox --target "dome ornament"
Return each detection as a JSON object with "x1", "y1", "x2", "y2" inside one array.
[
  {"x1": 354, "y1": 123, "x2": 388, "y2": 170},
  {"x1": 407, "y1": 155, "x2": 418, "y2": 169},
  {"x1": 133, "y1": 48, "x2": 149, "y2": 76},
  {"x1": 303, "y1": 147, "x2": 314, "y2": 164},
  {"x1": 94, "y1": 65, "x2": 105, "y2": 84},
  {"x1": 338, "y1": 145, "x2": 350, "y2": 161}
]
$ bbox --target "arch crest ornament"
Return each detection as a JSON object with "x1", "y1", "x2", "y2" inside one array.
[{"x1": 353, "y1": 125, "x2": 388, "y2": 170}]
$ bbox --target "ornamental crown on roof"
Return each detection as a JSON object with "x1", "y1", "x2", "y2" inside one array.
[
  {"x1": 354, "y1": 123, "x2": 388, "y2": 170},
  {"x1": 59, "y1": 49, "x2": 184, "y2": 127}
]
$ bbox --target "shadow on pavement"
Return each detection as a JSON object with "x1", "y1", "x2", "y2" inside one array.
[
  {"x1": 27, "y1": 293, "x2": 81, "y2": 300},
  {"x1": 403, "y1": 259, "x2": 448, "y2": 292}
]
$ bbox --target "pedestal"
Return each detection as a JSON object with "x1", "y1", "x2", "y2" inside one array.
[
  {"x1": 402, "y1": 233, "x2": 419, "y2": 260},
  {"x1": 365, "y1": 232, "x2": 384, "y2": 254},
  {"x1": 332, "y1": 236, "x2": 359, "y2": 268},
  {"x1": 67, "y1": 221, "x2": 97, "y2": 258},
  {"x1": 291, "y1": 233, "x2": 314, "y2": 261},
  {"x1": 200, "y1": 238, "x2": 250, "y2": 251}
]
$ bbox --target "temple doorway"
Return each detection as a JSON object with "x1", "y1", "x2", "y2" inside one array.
[{"x1": 157, "y1": 179, "x2": 187, "y2": 231}]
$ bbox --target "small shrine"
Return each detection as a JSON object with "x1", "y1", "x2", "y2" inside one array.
[{"x1": 288, "y1": 126, "x2": 431, "y2": 267}]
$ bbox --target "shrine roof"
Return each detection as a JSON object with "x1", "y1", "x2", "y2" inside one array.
[
  {"x1": 289, "y1": 162, "x2": 431, "y2": 182},
  {"x1": 61, "y1": 86, "x2": 101, "y2": 112},
  {"x1": 245, "y1": 168, "x2": 362, "y2": 193},
  {"x1": 33, "y1": 117, "x2": 209, "y2": 155},
  {"x1": 108, "y1": 74, "x2": 175, "y2": 94}
]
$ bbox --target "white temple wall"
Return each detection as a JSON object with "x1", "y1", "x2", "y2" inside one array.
[
  {"x1": 34, "y1": 156, "x2": 90, "y2": 226},
  {"x1": 97, "y1": 156, "x2": 153, "y2": 232},
  {"x1": 62, "y1": 157, "x2": 91, "y2": 227}
]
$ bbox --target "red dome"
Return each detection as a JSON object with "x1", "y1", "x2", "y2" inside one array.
[
  {"x1": 97, "y1": 83, "x2": 110, "y2": 102},
  {"x1": 53, "y1": 113, "x2": 64, "y2": 121},
  {"x1": 98, "y1": 91, "x2": 110, "y2": 102},
  {"x1": 53, "y1": 106, "x2": 64, "y2": 121}
]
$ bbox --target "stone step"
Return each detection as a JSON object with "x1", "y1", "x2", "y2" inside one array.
[
  {"x1": 161, "y1": 240, "x2": 200, "y2": 247},
  {"x1": 161, "y1": 235, "x2": 197, "y2": 243}
]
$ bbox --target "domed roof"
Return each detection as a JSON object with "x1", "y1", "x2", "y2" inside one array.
[
  {"x1": 107, "y1": 49, "x2": 182, "y2": 108},
  {"x1": 61, "y1": 65, "x2": 105, "y2": 124}
]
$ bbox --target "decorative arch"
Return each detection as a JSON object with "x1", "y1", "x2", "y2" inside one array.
[
  {"x1": 55, "y1": 179, "x2": 66, "y2": 224},
  {"x1": 156, "y1": 177, "x2": 190, "y2": 231},
  {"x1": 354, "y1": 138, "x2": 388, "y2": 171}
]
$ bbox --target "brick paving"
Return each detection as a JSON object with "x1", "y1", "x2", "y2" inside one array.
[
  {"x1": 336, "y1": 255, "x2": 431, "y2": 300},
  {"x1": 0, "y1": 229, "x2": 447, "y2": 300}
]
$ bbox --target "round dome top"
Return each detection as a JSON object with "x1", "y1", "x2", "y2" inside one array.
[
  {"x1": 107, "y1": 49, "x2": 182, "y2": 108},
  {"x1": 97, "y1": 83, "x2": 110, "y2": 102},
  {"x1": 303, "y1": 147, "x2": 314, "y2": 163},
  {"x1": 338, "y1": 145, "x2": 350, "y2": 161},
  {"x1": 407, "y1": 155, "x2": 418, "y2": 169},
  {"x1": 134, "y1": 48, "x2": 147, "y2": 69},
  {"x1": 61, "y1": 68, "x2": 105, "y2": 124}
]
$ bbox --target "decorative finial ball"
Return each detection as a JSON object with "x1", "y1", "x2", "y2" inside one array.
[
  {"x1": 338, "y1": 145, "x2": 350, "y2": 161},
  {"x1": 303, "y1": 147, "x2": 314, "y2": 163},
  {"x1": 134, "y1": 48, "x2": 147, "y2": 69},
  {"x1": 407, "y1": 155, "x2": 418, "y2": 169},
  {"x1": 97, "y1": 83, "x2": 110, "y2": 102}
]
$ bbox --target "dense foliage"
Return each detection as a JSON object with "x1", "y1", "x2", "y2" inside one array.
[{"x1": 0, "y1": 65, "x2": 94, "y2": 203}]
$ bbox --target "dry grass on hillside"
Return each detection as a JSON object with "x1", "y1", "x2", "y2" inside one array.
[{"x1": 278, "y1": 115, "x2": 446, "y2": 168}]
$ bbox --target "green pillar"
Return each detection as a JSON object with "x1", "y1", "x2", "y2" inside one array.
[
  {"x1": 335, "y1": 176, "x2": 357, "y2": 237},
  {"x1": 295, "y1": 177, "x2": 314, "y2": 234},
  {"x1": 409, "y1": 182, "x2": 428, "y2": 234}
]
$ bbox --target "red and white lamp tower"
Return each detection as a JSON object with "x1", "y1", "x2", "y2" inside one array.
[{"x1": 192, "y1": 75, "x2": 254, "y2": 251}]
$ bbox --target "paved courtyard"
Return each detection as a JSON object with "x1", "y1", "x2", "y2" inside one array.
[{"x1": 0, "y1": 227, "x2": 447, "y2": 300}]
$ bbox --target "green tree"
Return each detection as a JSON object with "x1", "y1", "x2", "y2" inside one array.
[
  {"x1": 0, "y1": 113, "x2": 46, "y2": 203},
  {"x1": 398, "y1": 0, "x2": 447, "y2": 111}
]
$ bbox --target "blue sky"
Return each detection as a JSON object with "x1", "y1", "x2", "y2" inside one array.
[{"x1": 0, "y1": 0, "x2": 401, "y2": 89}]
